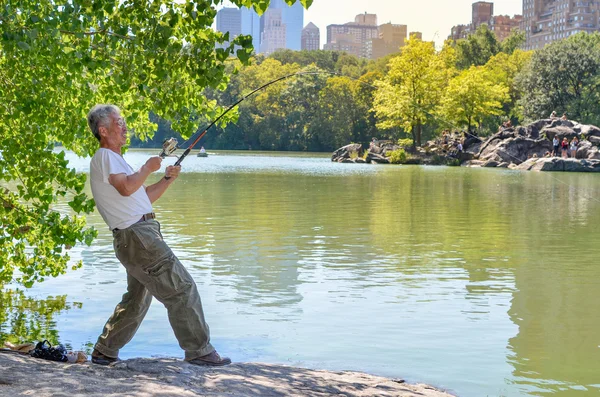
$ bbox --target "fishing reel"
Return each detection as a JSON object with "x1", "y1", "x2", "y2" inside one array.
[{"x1": 159, "y1": 138, "x2": 179, "y2": 158}]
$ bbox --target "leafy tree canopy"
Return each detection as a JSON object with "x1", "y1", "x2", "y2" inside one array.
[
  {"x1": 373, "y1": 37, "x2": 455, "y2": 146},
  {"x1": 438, "y1": 66, "x2": 509, "y2": 133},
  {"x1": 454, "y1": 24, "x2": 525, "y2": 70},
  {"x1": 516, "y1": 32, "x2": 600, "y2": 124},
  {"x1": 0, "y1": 0, "x2": 311, "y2": 286}
]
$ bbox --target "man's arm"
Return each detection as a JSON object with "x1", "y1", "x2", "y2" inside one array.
[
  {"x1": 109, "y1": 157, "x2": 162, "y2": 197},
  {"x1": 145, "y1": 165, "x2": 181, "y2": 203}
]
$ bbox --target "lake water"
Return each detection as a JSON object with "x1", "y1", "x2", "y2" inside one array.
[{"x1": 3, "y1": 149, "x2": 600, "y2": 397}]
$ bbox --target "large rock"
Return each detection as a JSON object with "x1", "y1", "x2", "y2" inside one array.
[
  {"x1": 0, "y1": 354, "x2": 454, "y2": 397},
  {"x1": 475, "y1": 118, "x2": 600, "y2": 172},
  {"x1": 515, "y1": 157, "x2": 600, "y2": 172},
  {"x1": 367, "y1": 152, "x2": 390, "y2": 164},
  {"x1": 479, "y1": 135, "x2": 552, "y2": 164},
  {"x1": 331, "y1": 143, "x2": 363, "y2": 162}
]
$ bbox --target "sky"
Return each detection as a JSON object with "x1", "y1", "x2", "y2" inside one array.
[{"x1": 305, "y1": 0, "x2": 523, "y2": 48}]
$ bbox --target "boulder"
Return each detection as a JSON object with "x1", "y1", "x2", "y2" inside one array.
[
  {"x1": 540, "y1": 125, "x2": 578, "y2": 142},
  {"x1": 367, "y1": 152, "x2": 390, "y2": 164},
  {"x1": 331, "y1": 143, "x2": 363, "y2": 162},
  {"x1": 588, "y1": 136, "x2": 600, "y2": 145},
  {"x1": 464, "y1": 160, "x2": 485, "y2": 167},
  {"x1": 579, "y1": 124, "x2": 600, "y2": 139},
  {"x1": 516, "y1": 157, "x2": 600, "y2": 172}
]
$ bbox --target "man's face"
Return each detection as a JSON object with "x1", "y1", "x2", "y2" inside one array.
[{"x1": 100, "y1": 112, "x2": 127, "y2": 147}]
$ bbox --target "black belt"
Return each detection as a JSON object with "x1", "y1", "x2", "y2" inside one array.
[{"x1": 113, "y1": 212, "x2": 155, "y2": 232}]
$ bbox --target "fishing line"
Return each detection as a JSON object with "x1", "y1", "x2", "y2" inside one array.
[{"x1": 158, "y1": 70, "x2": 376, "y2": 178}]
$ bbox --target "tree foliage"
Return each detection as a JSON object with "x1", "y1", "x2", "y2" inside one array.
[
  {"x1": 373, "y1": 37, "x2": 454, "y2": 146},
  {"x1": 0, "y1": 0, "x2": 310, "y2": 286},
  {"x1": 517, "y1": 32, "x2": 600, "y2": 124},
  {"x1": 439, "y1": 66, "x2": 509, "y2": 132}
]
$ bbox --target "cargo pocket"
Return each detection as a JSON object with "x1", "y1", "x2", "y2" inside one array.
[
  {"x1": 144, "y1": 254, "x2": 191, "y2": 301},
  {"x1": 130, "y1": 224, "x2": 170, "y2": 265}
]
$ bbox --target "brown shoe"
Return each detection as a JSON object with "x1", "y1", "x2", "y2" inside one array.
[
  {"x1": 188, "y1": 351, "x2": 231, "y2": 366},
  {"x1": 91, "y1": 349, "x2": 120, "y2": 366}
]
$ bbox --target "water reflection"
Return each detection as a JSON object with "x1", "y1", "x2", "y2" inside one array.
[
  {"x1": 5, "y1": 151, "x2": 600, "y2": 397},
  {"x1": 0, "y1": 289, "x2": 83, "y2": 351}
]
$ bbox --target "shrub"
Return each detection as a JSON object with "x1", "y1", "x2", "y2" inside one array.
[
  {"x1": 389, "y1": 148, "x2": 408, "y2": 164},
  {"x1": 397, "y1": 138, "x2": 414, "y2": 148}
]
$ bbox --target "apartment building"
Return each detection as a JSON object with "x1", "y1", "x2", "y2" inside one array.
[
  {"x1": 450, "y1": 1, "x2": 522, "y2": 41},
  {"x1": 522, "y1": 0, "x2": 600, "y2": 50},
  {"x1": 324, "y1": 13, "x2": 379, "y2": 58},
  {"x1": 367, "y1": 23, "x2": 408, "y2": 59},
  {"x1": 491, "y1": 14, "x2": 524, "y2": 41}
]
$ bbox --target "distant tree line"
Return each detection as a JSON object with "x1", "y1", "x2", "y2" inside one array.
[{"x1": 132, "y1": 26, "x2": 600, "y2": 151}]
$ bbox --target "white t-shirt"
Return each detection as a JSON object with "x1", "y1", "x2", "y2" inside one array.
[{"x1": 90, "y1": 148, "x2": 153, "y2": 230}]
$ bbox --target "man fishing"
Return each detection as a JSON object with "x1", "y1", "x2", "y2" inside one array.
[{"x1": 87, "y1": 104, "x2": 231, "y2": 367}]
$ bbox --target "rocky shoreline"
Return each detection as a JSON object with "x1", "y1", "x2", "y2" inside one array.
[
  {"x1": 332, "y1": 119, "x2": 600, "y2": 172},
  {"x1": 0, "y1": 353, "x2": 455, "y2": 397}
]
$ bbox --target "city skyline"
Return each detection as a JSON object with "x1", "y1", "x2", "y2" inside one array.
[
  {"x1": 305, "y1": 0, "x2": 522, "y2": 47},
  {"x1": 221, "y1": 0, "x2": 522, "y2": 48}
]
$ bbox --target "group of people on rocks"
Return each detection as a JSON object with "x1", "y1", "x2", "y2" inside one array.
[
  {"x1": 441, "y1": 130, "x2": 465, "y2": 155},
  {"x1": 550, "y1": 110, "x2": 568, "y2": 121},
  {"x1": 552, "y1": 135, "x2": 579, "y2": 158}
]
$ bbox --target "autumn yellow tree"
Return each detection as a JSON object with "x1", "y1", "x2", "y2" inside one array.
[{"x1": 373, "y1": 37, "x2": 454, "y2": 147}]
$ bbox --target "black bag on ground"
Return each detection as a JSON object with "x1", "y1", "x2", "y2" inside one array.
[{"x1": 29, "y1": 340, "x2": 68, "y2": 362}]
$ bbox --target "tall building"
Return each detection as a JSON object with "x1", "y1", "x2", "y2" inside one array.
[
  {"x1": 367, "y1": 23, "x2": 407, "y2": 59},
  {"x1": 355, "y1": 12, "x2": 378, "y2": 26},
  {"x1": 216, "y1": 7, "x2": 242, "y2": 48},
  {"x1": 324, "y1": 13, "x2": 379, "y2": 58},
  {"x1": 450, "y1": 1, "x2": 522, "y2": 42},
  {"x1": 490, "y1": 14, "x2": 523, "y2": 41},
  {"x1": 241, "y1": 8, "x2": 261, "y2": 51},
  {"x1": 260, "y1": 8, "x2": 286, "y2": 55},
  {"x1": 522, "y1": 0, "x2": 600, "y2": 50},
  {"x1": 263, "y1": 0, "x2": 304, "y2": 51},
  {"x1": 301, "y1": 22, "x2": 320, "y2": 51},
  {"x1": 472, "y1": 1, "x2": 494, "y2": 27}
]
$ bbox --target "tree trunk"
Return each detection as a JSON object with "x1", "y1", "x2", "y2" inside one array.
[
  {"x1": 411, "y1": 124, "x2": 417, "y2": 149},
  {"x1": 417, "y1": 122, "x2": 422, "y2": 147}
]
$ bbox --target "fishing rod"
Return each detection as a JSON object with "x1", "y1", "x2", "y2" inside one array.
[{"x1": 158, "y1": 70, "x2": 375, "y2": 179}]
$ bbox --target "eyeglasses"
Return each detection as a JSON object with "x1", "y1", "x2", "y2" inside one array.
[{"x1": 116, "y1": 118, "x2": 127, "y2": 128}]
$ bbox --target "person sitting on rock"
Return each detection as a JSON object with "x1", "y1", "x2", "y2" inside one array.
[
  {"x1": 552, "y1": 136, "x2": 560, "y2": 157},
  {"x1": 561, "y1": 113, "x2": 568, "y2": 121},
  {"x1": 561, "y1": 137, "x2": 569, "y2": 158},
  {"x1": 570, "y1": 137, "x2": 579, "y2": 158},
  {"x1": 456, "y1": 141, "x2": 463, "y2": 154},
  {"x1": 550, "y1": 110, "x2": 557, "y2": 119}
]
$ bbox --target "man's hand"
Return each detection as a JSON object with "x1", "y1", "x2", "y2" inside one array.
[
  {"x1": 165, "y1": 165, "x2": 181, "y2": 181},
  {"x1": 143, "y1": 156, "x2": 163, "y2": 173}
]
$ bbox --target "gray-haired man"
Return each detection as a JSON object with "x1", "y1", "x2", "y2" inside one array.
[{"x1": 87, "y1": 104, "x2": 230, "y2": 366}]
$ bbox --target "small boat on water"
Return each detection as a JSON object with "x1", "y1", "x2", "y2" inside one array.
[{"x1": 197, "y1": 146, "x2": 208, "y2": 157}]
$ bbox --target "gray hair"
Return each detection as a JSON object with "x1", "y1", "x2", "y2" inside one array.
[{"x1": 87, "y1": 104, "x2": 120, "y2": 141}]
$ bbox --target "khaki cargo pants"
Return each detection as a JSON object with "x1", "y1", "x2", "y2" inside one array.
[{"x1": 94, "y1": 219, "x2": 214, "y2": 360}]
